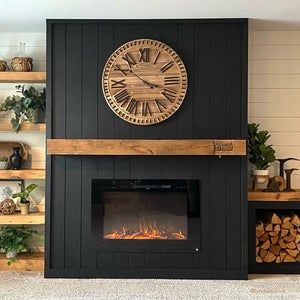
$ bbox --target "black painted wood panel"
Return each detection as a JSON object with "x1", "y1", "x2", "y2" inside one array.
[{"x1": 46, "y1": 19, "x2": 248, "y2": 279}]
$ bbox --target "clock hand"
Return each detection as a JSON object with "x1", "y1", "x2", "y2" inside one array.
[{"x1": 128, "y1": 70, "x2": 158, "y2": 89}]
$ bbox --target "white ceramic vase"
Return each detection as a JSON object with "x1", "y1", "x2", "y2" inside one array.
[{"x1": 253, "y1": 169, "x2": 269, "y2": 184}]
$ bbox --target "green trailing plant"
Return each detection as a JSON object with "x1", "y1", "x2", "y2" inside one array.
[
  {"x1": 13, "y1": 183, "x2": 38, "y2": 204},
  {"x1": 0, "y1": 226, "x2": 37, "y2": 265},
  {"x1": 0, "y1": 85, "x2": 46, "y2": 132},
  {"x1": 248, "y1": 123, "x2": 276, "y2": 170},
  {"x1": 0, "y1": 156, "x2": 8, "y2": 162}
]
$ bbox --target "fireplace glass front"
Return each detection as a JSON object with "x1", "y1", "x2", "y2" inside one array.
[{"x1": 91, "y1": 179, "x2": 200, "y2": 247}]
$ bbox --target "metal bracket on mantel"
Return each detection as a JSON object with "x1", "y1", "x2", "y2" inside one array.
[{"x1": 47, "y1": 139, "x2": 247, "y2": 156}]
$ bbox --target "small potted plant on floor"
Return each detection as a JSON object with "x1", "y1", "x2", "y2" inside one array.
[
  {"x1": 248, "y1": 123, "x2": 276, "y2": 187},
  {"x1": 13, "y1": 183, "x2": 38, "y2": 215},
  {"x1": 0, "y1": 226, "x2": 37, "y2": 264},
  {"x1": 0, "y1": 85, "x2": 46, "y2": 133},
  {"x1": 0, "y1": 156, "x2": 8, "y2": 169}
]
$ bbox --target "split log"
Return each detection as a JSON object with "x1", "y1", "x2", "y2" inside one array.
[
  {"x1": 256, "y1": 256, "x2": 263, "y2": 263},
  {"x1": 263, "y1": 251, "x2": 276, "y2": 263},
  {"x1": 269, "y1": 231, "x2": 279, "y2": 237},
  {"x1": 286, "y1": 249, "x2": 299, "y2": 258},
  {"x1": 256, "y1": 246, "x2": 260, "y2": 255},
  {"x1": 260, "y1": 249, "x2": 268, "y2": 259},
  {"x1": 283, "y1": 255, "x2": 296, "y2": 263},
  {"x1": 291, "y1": 215, "x2": 300, "y2": 227},
  {"x1": 274, "y1": 225, "x2": 281, "y2": 232},
  {"x1": 290, "y1": 228, "x2": 297, "y2": 238},
  {"x1": 286, "y1": 241, "x2": 296, "y2": 249},
  {"x1": 279, "y1": 239, "x2": 287, "y2": 249},
  {"x1": 260, "y1": 232, "x2": 269, "y2": 242},
  {"x1": 270, "y1": 236, "x2": 279, "y2": 245},
  {"x1": 282, "y1": 222, "x2": 293, "y2": 230},
  {"x1": 283, "y1": 236, "x2": 295, "y2": 243},
  {"x1": 295, "y1": 235, "x2": 300, "y2": 244},
  {"x1": 256, "y1": 237, "x2": 259, "y2": 246},
  {"x1": 282, "y1": 216, "x2": 291, "y2": 224},
  {"x1": 271, "y1": 213, "x2": 282, "y2": 225},
  {"x1": 265, "y1": 223, "x2": 273, "y2": 232},
  {"x1": 270, "y1": 245, "x2": 281, "y2": 256},
  {"x1": 275, "y1": 256, "x2": 281, "y2": 263},
  {"x1": 261, "y1": 240, "x2": 271, "y2": 250},
  {"x1": 256, "y1": 230, "x2": 265, "y2": 238},
  {"x1": 281, "y1": 229, "x2": 289, "y2": 237}
]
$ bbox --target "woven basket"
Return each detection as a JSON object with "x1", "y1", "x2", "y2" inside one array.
[{"x1": 11, "y1": 57, "x2": 33, "y2": 72}]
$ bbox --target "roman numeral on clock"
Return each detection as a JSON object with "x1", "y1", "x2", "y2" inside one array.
[
  {"x1": 113, "y1": 64, "x2": 129, "y2": 76},
  {"x1": 122, "y1": 52, "x2": 137, "y2": 68},
  {"x1": 111, "y1": 79, "x2": 126, "y2": 89},
  {"x1": 139, "y1": 48, "x2": 150, "y2": 62},
  {"x1": 114, "y1": 89, "x2": 131, "y2": 104},
  {"x1": 161, "y1": 88, "x2": 177, "y2": 102},
  {"x1": 154, "y1": 99, "x2": 167, "y2": 113},
  {"x1": 126, "y1": 99, "x2": 138, "y2": 115},
  {"x1": 153, "y1": 51, "x2": 161, "y2": 65},
  {"x1": 141, "y1": 101, "x2": 152, "y2": 116},
  {"x1": 164, "y1": 76, "x2": 180, "y2": 86},
  {"x1": 160, "y1": 61, "x2": 174, "y2": 73}
]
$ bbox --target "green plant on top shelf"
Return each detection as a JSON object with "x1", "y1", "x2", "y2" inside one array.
[
  {"x1": 0, "y1": 226, "x2": 37, "y2": 265},
  {"x1": 0, "y1": 85, "x2": 46, "y2": 133},
  {"x1": 248, "y1": 123, "x2": 276, "y2": 170},
  {"x1": 0, "y1": 156, "x2": 7, "y2": 162}
]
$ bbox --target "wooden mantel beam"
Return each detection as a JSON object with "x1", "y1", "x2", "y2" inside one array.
[{"x1": 47, "y1": 139, "x2": 246, "y2": 156}]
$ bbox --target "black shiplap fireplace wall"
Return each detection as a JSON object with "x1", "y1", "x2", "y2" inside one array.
[{"x1": 46, "y1": 19, "x2": 248, "y2": 278}]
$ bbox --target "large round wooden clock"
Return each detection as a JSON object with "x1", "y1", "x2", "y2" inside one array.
[{"x1": 102, "y1": 39, "x2": 188, "y2": 125}]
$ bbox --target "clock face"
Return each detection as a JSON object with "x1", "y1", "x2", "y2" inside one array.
[{"x1": 102, "y1": 39, "x2": 188, "y2": 125}]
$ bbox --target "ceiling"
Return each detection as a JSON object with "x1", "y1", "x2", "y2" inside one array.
[{"x1": 2, "y1": 0, "x2": 300, "y2": 32}]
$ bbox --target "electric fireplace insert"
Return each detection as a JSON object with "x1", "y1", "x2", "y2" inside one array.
[{"x1": 91, "y1": 179, "x2": 201, "y2": 252}]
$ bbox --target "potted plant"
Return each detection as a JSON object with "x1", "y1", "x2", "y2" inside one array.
[
  {"x1": 13, "y1": 183, "x2": 38, "y2": 215},
  {"x1": 0, "y1": 85, "x2": 46, "y2": 133},
  {"x1": 0, "y1": 226, "x2": 37, "y2": 264},
  {"x1": 248, "y1": 123, "x2": 276, "y2": 184},
  {"x1": 0, "y1": 156, "x2": 8, "y2": 169}
]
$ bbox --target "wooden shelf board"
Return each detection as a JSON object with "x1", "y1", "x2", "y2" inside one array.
[
  {"x1": 0, "y1": 122, "x2": 45, "y2": 132},
  {"x1": 0, "y1": 72, "x2": 46, "y2": 83},
  {"x1": 0, "y1": 212, "x2": 45, "y2": 225},
  {"x1": 0, "y1": 169, "x2": 45, "y2": 180},
  {"x1": 248, "y1": 190, "x2": 300, "y2": 201},
  {"x1": 0, "y1": 253, "x2": 44, "y2": 271},
  {"x1": 47, "y1": 139, "x2": 247, "y2": 156}
]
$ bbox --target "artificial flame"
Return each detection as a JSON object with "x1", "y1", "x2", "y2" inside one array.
[{"x1": 104, "y1": 221, "x2": 186, "y2": 240}]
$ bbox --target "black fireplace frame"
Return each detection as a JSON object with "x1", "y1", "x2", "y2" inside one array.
[{"x1": 91, "y1": 179, "x2": 201, "y2": 253}]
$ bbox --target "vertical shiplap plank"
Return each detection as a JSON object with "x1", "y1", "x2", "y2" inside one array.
[
  {"x1": 49, "y1": 23, "x2": 66, "y2": 269},
  {"x1": 98, "y1": 24, "x2": 114, "y2": 179},
  {"x1": 193, "y1": 24, "x2": 211, "y2": 138},
  {"x1": 81, "y1": 24, "x2": 98, "y2": 268},
  {"x1": 209, "y1": 23, "x2": 227, "y2": 270},
  {"x1": 64, "y1": 24, "x2": 82, "y2": 268},
  {"x1": 210, "y1": 23, "x2": 227, "y2": 138}
]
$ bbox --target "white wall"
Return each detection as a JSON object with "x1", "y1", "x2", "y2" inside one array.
[{"x1": 249, "y1": 30, "x2": 300, "y2": 188}]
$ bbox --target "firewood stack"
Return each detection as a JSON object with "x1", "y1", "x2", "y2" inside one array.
[{"x1": 256, "y1": 213, "x2": 300, "y2": 263}]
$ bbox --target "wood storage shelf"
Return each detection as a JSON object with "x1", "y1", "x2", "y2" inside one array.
[
  {"x1": 0, "y1": 72, "x2": 46, "y2": 83},
  {"x1": 249, "y1": 191, "x2": 300, "y2": 201},
  {"x1": 0, "y1": 123, "x2": 45, "y2": 132},
  {"x1": 0, "y1": 169, "x2": 45, "y2": 180},
  {"x1": 47, "y1": 139, "x2": 246, "y2": 156},
  {"x1": 0, "y1": 253, "x2": 44, "y2": 271},
  {"x1": 256, "y1": 213, "x2": 300, "y2": 264},
  {"x1": 0, "y1": 212, "x2": 45, "y2": 225}
]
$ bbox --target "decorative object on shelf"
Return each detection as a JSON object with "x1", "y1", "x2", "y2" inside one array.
[
  {"x1": 11, "y1": 43, "x2": 33, "y2": 72},
  {"x1": 0, "y1": 180, "x2": 22, "y2": 203},
  {"x1": 0, "y1": 47, "x2": 9, "y2": 71},
  {"x1": 0, "y1": 85, "x2": 46, "y2": 132},
  {"x1": 267, "y1": 176, "x2": 286, "y2": 192},
  {"x1": 0, "y1": 226, "x2": 37, "y2": 264},
  {"x1": 276, "y1": 158, "x2": 300, "y2": 177},
  {"x1": 13, "y1": 183, "x2": 38, "y2": 215},
  {"x1": 0, "y1": 142, "x2": 29, "y2": 170},
  {"x1": 0, "y1": 156, "x2": 8, "y2": 169},
  {"x1": 248, "y1": 123, "x2": 276, "y2": 191},
  {"x1": 0, "y1": 199, "x2": 16, "y2": 215},
  {"x1": 284, "y1": 168, "x2": 298, "y2": 192},
  {"x1": 9, "y1": 147, "x2": 23, "y2": 170},
  {"x1": 102, "y1": 39, "x2": 188, "y2": 125}
]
